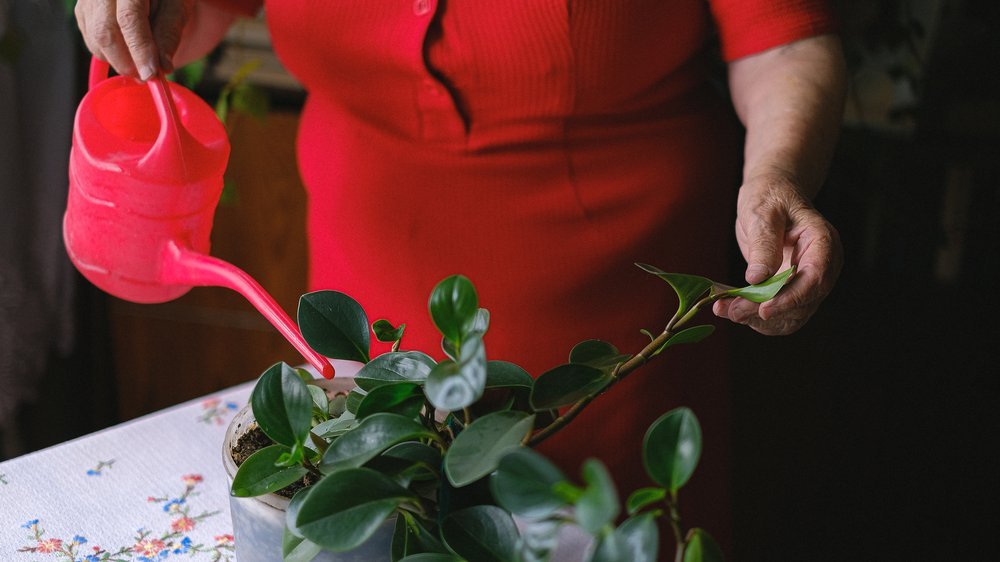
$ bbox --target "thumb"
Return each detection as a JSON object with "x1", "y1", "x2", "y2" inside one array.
[{"x1": 743, "y1": 207, "x2": 786, "y2": 285}]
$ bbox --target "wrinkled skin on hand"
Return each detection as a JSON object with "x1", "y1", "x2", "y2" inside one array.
[
  {"x1": 713, "y1": 173, "x2": 843, "y2": 335},
  {"x1": 75, "y1": 0, "x2": 193, "y2": 80}
]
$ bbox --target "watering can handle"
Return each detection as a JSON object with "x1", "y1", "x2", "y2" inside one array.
[{"x1": 88, "y1": 57, "x2": 198, "y2": 179}]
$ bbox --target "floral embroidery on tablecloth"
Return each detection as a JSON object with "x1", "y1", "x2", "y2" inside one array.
[
  {"x1": 1, "y1": 473, "x2": 8, "y2": 485},
  {"x1": 196, "y1": 398, "x2": 240, "y2": 426},
  {"x1": 86, "y1": 460, "x2": 115, "y2": 477},
  {"x1": 16, "y1": 474, "x2": 234, "y2": 561}
]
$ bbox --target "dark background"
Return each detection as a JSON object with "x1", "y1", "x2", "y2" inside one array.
[{"x1": 4, "y1": 1, "x2": 998, "y2": 560}]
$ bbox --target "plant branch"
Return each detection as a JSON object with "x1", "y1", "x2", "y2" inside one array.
[{"x1": 528, "y1": 296, "x2": 717, "y2": 447}]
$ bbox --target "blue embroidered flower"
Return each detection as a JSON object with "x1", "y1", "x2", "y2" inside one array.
[
  {"x1": 86, "y1": 469, "x2": 99, "y2": 476},
  {"x1": 76, "y1": 556, "x2": 100, "y2": 562},
  {"x1": 171, "y1": 536, "x2": 193, "y2": 554},
  {"x1": 71, "y1": 535, "x2": 88, "y2": 544},
  {"x1": 226, "y1": 401, "x2": 239, "y2": 410},
  {"x1": 20, "y1": 519, "x2": 39, "y2": 529},
  {"x1": 162, "y1": 498, "x2": 186, "y2": 513}
]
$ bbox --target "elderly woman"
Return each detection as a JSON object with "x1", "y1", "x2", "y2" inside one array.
[{"x1": 75, "y1": 0, "x2": 845, "y2": 553}]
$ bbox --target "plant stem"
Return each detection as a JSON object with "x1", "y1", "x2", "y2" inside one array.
[
  {"x1": 302, "y1": 457, "x2": 323, "y2": 480},
  {"x1": 666, "y1": 492, "x2": 686, "y2": 562},
  {"x1": 528, "y1": 297, "x2": 716, "y2": 447}
]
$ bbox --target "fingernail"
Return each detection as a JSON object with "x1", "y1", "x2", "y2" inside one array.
[
  {"x1": 139, "y1": 63, "x2": 157, "y2": 81},
  {"x1": 747, "y1": 264, "x2": 769, "y2": 284}
]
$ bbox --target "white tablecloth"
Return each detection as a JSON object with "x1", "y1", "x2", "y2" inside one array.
[{"x1": 0, "y1": 381, "x2": 254, "y2": 561}]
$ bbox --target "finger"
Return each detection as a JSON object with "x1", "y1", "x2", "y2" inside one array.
[
  {"x1": 80, "y1": 0, "x2": 139, "y2": 78},
  {"x1": 152, "y1": 0, "x2": 192, "y2": 73},
  {"x1": 117, "y1": 0, "x2": 159, "y2": 80},
  {"x1": 759, "y1": 220, "x2": 842, "y2": 321},
  {"x1": 741, "y1": 202, "x2": 787, "y2": 286}
]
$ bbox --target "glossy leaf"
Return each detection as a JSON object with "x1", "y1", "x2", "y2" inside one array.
[
  {"x1": 530, "y1": 364, "x2": 610, "y2": 410},
  {"x1": 251, "y1": 363, "x2": 313, "y2": 447},
  {"x1": 307, "y1": 384, "x2": 329, "y2": 416},
  {"x1": 723, "y1": 267, "x2": 795, "y2": 303},
  {"x1": 356, "y1": 382, "x2": 425, "y2": 420},
  {"x1": 399, "y1": 555, "x2": 464, "y2": 562},
  {"x1": 294, "y1": 468, "x2": 412, "y2": 552},
  {"x1": 569, "y1": 340, "x2": 631, "y2": 372},
  {"x1": 441, "y1": 505, "x2": 519, "y2": 562},
  {"x1": 373, "y1": 319, "x2": 406, "y2": 343},
  {"x1": 653, "y1": 325, "x2": 716, "y2": 357},
  {"x1": 299, "y1": 290, "x2": 370, "y2": 363},
  {"x1": 282, "y1": 527, "x2": 322, "y2": 562},
  {"x1": 588, "y1": 533, "x2": 625, "y2": 562},
  {"x1": 355, "y1": 352, "x2": 436, "y2": 391},
  {"x1": 346, "y1": 388, "x2": 366, "y2": 415},
  {"x1": 320, "y1": 413, "x2": 439, "y2": 473},
  {"x1": 285, "y1": 486, "x2": 313, "y2": 539},
  {"x1": 490, "y1": 448, "x2": 568, "y2": 518},
  {"x1": 312, "y1": 414, "x2": 358, "y2": 440},
  {"x1": 635, "y1": 264, "x2": 713, "y2": 318},
  {"x1": 614, "y1": 514, "x2": 659, "y2": 562},
  {"x1": 429, "y1": 275, "x2": 479, "y2": 344},
  {"x1": 575, "y1": 459, "x2": 620, "y2": 534},
  {"x1": 485, "y1": 361, "x2": 533, "y2": 390},
  {"x1": 445, "y1": 411, "x2": 535, "y2": 487},
  {"x1": 392, "y1": 513, "x2": 446, "y2": 560},
  {"x1": 626, "y1": 487, "x2": 666, "y2": 515},
  {"x1": 231, "y1": 444, "x2": 308, "y2": 497},
  {"x1": 384, "y1": 442, "x2": 442, "y2": 472},
  {"x1": 643, "y1": 407, "x2": 702, "y2": 491},
  {"x1": 426, "y1": 336, "x2": 487, "y2": 412},
  {"x1": 683, "y1": 528, "x2": 725, "y2": 562}
]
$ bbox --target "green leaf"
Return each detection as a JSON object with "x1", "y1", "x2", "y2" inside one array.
[
  {"x1": 643, "y1": 407, "x2": 702, "y2": 492},
  {"x1": 232, "y1": 82, "x2": 270, "y2": 120},
  {"x1": 445, "y1": 411, "x2": 535, "y2": 487},
  {"x1": 294, "y1": 468, "x2": 413, "y2": 552},
  {"x1": 441, "y1": 505, "x2": 519, "y2": 562},
  {"x1": 383, "y1": 442, "x2": 442, "y2": 472},
  {"x1": 285, "y1": 486, "x2": 313, "y2": 539},
  {"x1": 392, "y1": 513, "x2": 447, "y2": 560},
  {"x1": 588, "y1": 533, "x2": 625, "y2": 562},
  {"x1": 251, "y1": 363, "x2": 313, "y2": 447},
  {"x1": 313, "y1": 415, "x2": 358, "y2": 440},
  {"x1": 399, "y1": 555, "x2": 464, "y2": 562},
  {"x1": 356, "y1": 382, "x2": 425, "y2": 420},
  {"x1": 307, "y1": 384, "x2": 330, "y2": 416},
  {"x1": 530, "y1": 364, "x2": 611, "y2": 410},
  {"x1": 299, "y1": 291, "x2": 371, "y2": 363},
  {"x1": 373, "y1": 319, "x2": 406, "y2": 343},
  {"x1": 174, "y1": 58, "x2": 207, "y2": 90},
  {"x1": 490, "y1": 448, "x2": 568, "y2": 518},
  {"x1": 652, "y1": 325, "x2": 716, "y2": 357},
  {"x1": 346, "y1": 388, "x2": 366, "y2": 415},
  {"x1": 569, "y1": 340, "x2": 631, "y2": 371},
  {"x1": 282, "y1": 526, "x2": 322, "y2": 562},
  {"x1": 635, "y1": 264, "x2": 713, "y2": 318},
  {"x1": 723, "y1": 267, "x2": 795, "y2": 303},
  {"x1": 426, "y1": 336, "x2": 487, "y2": 412},
  {"x1": 516, "y1": 519, "x2": 560, "y2": 562},
  {"x1": 614, "y1": 514, "x2": 659, "y2": 562},
  {"x1": 485, "y1": 361, "x2": 533, "y2": 390},
  {"x1": 626, "y1": 487, "x2": 667, "y2": 515},
  {"x1": 355, "y1": 352, "x2": 436, "y2": 391},
  {"x1": 575, "y1": 459, "x2": 620, "y2": 534},
  {"x1": 683, "y1": 528, "x2": 725, "y2": 562},
  {"x1": 429, "y1": 275, "x2": 479, "y2": 344},
  {"x1": 320, "y1": 413, "x2": 439, "y2": 473},
  {"x1": 231, "y1": 444, "x2": 308, "y2": 497},
  {"x1": 329, "y1": 394, "x2": 348, "y2": 417}
]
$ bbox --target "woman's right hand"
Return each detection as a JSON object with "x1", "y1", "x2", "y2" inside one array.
[{"x1": 75, "y1": 0, "x2": 194, "y2": 80}]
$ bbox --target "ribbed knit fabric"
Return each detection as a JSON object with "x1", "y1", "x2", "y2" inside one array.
[{"x1": 207, "y1": 1, "x2": 835, "y2": 556}]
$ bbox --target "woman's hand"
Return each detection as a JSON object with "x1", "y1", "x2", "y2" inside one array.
[
  {"x1": 75, "y1": 0, "x2": 194, "y2": 80},
  {"x1": 716, "y1": 34, "x2": 847, "y2": 335},
  {"x1": 713, "y1": 172, "x2": 842, "y2": 335}
]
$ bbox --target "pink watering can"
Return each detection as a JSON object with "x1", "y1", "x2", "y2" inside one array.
[{"x1": 64, "y1": 58, "x2": 334, "y2": 380}]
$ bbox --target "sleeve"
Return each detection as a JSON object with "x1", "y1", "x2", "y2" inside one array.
[
  {"x1": 200, "y1": 0, "x2": 264, "y2": 18},
  {"x1": 708, "y1": 0, "x2": 839, "y2": 62}
]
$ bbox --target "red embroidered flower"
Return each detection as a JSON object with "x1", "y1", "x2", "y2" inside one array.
[
  {"x1": 181, "y1": 474, "x2": 203, "y2": 486},
  {"x1": 133, "y1": 538, "x2": 166, "y2": 557},
  {"x1": 202, "y1": 398, "x2": 221, "y2": 409},
  {"x1": 214, "y1": 534, "x2": 234, "y2": 545},
  {"x1": 36, "y1": 538, "x2": 62, "y2": 553},
  {"x1": 171, "y1": 517, "x2": 196, "y2": 533}
]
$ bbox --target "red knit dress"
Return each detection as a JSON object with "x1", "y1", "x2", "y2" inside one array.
[{"x1": 216, "y1": 0, "x2": 834, "y2": 552}]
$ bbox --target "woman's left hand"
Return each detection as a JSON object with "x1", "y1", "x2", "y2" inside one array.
[{"x1": 713, "y1": 172, "x2": 843, "y2": 335}]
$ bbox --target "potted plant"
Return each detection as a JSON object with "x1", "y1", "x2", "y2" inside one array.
[{"x1": 224, "y1": 263, "x2": 793, "y2": 562}]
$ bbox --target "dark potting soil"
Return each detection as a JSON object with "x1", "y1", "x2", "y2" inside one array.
[{"x1": 231, "y1": 422, "x2": 318, "y2": 498}]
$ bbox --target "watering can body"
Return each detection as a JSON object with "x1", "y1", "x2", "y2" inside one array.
[
  {"x1": 63, "y1": 60, "x2": 335, "y2": 379},
  {"x1": 64, "y1": 66, "x2": 229, "y2": 303}
]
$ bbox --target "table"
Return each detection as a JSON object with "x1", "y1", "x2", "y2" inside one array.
[{"x1": 0, "y1": 380, "x2": 254, "y2": 561}]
